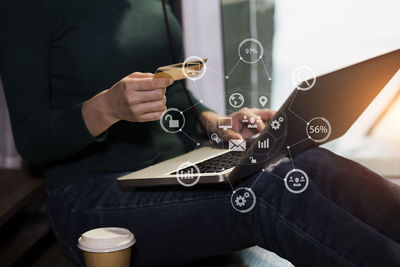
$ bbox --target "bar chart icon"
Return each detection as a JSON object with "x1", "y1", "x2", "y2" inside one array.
[
  {"x1": 178, "y1": 168, "x2": 194, "y2": 180},
  {"x1": 257, "y1": 138, "x2": 270, "y2": 149}
]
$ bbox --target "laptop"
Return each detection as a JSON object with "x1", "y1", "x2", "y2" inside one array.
[{"x1": 118, "y1": 49, "x2": 400, "y2": 189}]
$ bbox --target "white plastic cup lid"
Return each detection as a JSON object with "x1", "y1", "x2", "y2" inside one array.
[{"x1": 78, "y1": 227, "x2": 136, "y2": 253}]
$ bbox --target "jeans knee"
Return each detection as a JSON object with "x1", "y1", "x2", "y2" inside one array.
[{"x1": 291, "y1": 148, "x2": 343, "y2": 183}]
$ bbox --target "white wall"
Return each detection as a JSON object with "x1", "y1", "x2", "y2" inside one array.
[
  {"x1": 272, "y1": 0, "x2": 400, "y2": 108},
  {"x1": 181, "y1": 0, "x2": 226, "y2": 114},
  {"x1": 272, "y1": 0, "x2": 400, "y2": 154}
]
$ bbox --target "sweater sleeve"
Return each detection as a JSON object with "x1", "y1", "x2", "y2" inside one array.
[
  {"x1": 0, "y1": 0, "x2": 95, "y2": 164},
  {"x1": 165, "y1": 81, "x2": 214, "y2": 142}
]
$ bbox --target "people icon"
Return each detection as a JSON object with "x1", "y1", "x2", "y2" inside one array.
[
  {"x1": 247, "y1": 117, "x2": 257, "y2": 128},
  {"x1": 247, "y1": 116, "x2": 263, "y2": 129}
]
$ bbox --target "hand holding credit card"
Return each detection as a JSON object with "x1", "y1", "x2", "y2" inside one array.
[{"x1": 154, "y1": 58, "x2": 208, "y2": 81}]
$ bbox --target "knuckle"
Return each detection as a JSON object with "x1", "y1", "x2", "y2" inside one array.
[
  {"x1": 149, "y1": 79, "x2": 157, "y2": 89},
  {"x1": 149, "y1": 112, "x2": 162, "y2": 121},
  {"x1": 120, "y1": 79, "x2": 129, "y2": 90},
  {"x1": 131, "y1": 72, "x2": 141, "y2": 77},
  {"x1": 130, "y1": 107, "x2": 139, "y2": 116},
  {"x1": 127, "y1": 96, "x2": 137, "y2": 105},
  {"x1": 122, "y1": 90, "x2": 131, "y2": 102},
  {"x1": 158, "y1": 89, "x2": 165, "y2": 99},
  {"x1": 155, "y1": 112, "x2": 163, "y2": 120},
  {"x1": 156, "y1": 101, "x2": 165, "y2": 110}
]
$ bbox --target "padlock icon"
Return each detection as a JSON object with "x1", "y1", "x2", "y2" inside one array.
[
  {"x1": 165, "y1": 114, "x2": 179, "y2": 128},
  {"x1": 249, "y1": 156, "x2": 257, "y2": 164}
]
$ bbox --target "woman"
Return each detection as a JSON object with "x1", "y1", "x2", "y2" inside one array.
[{"x1": 1, "y1": 0, "x2": 399, "y2": 266}]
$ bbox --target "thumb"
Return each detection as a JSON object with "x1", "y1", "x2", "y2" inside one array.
[{"x1": 128, "y1": 72, "x2": 154, "y2": 78}]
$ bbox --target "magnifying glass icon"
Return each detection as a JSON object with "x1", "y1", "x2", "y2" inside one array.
[
  {"x1": 297, "y1": 70, "x2": 311, "y2": 87},
  {"x1": 211, "y1": 133, "x2": 221, "y2": 144}
]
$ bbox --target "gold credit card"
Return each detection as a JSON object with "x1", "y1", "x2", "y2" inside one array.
[{"x1": 154, "y1": 58, "x2": 208, "y2": 81}]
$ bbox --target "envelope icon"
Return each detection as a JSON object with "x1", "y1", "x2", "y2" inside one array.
[{"x1": 229, "y1": 139, "x2": 247, "y2": 151}]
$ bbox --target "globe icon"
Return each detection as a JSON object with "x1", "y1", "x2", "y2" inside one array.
[{"x1": 229, "y1": 93, "x2": 245, "y2": 108}]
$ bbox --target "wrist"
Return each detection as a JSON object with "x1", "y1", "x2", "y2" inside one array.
[
  {"x1": 98, "y1": 89, "x2": 120, "y2": 125},
  {"x1": 198, "y1": 111, "x2": 219, "y2": 133},
  {"x1": 82, "y1": 89, "x2": 120, "y2": 137}
]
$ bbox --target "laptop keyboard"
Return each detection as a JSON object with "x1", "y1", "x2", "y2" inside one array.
[{"x1": 170, "y1": 151, "x2": 244, "y2": 174}]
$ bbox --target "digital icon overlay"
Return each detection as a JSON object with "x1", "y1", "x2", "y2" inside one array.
[
  {"x1": 257, "y1": 138, "x2": 270, "y2": 149},
  {"x1": 238, "y1": 38, "x2": 264, "y2": 64},
  {"x1": 231, "y1": 187, "x2": 257, "y2": 213},
  {"x1": 182, "y1": 56, "x2": 207, "y2": 81},
  {"x1": 249, "y1": 156, "x2": 257, "y2": 164},
  {"x1": 160, "y1": 108, "x2": 185, "y2": 133},
  {"x1": 229, "y1": 139, "x2": 247, "y2": 151},
  {"x1": 291, "y1": 66, "x2": 316, "y2": 91},
  {"x1": 176, "y1": 162, "x2": 201, "y2": 187},
  {"x1": 284, "y1": 169, "x2": 309, "y2": 194},
  {"x1": 259, "y1": 96, "x2": 268, "y2": 107},
  {"x1": 229, "y1": 92, "x2": 245, "y2": 108},
  {"x1": 270, "y1": 116, "x2": 284, "y2": 131},
  {"x1": 218, "y1": 117, "x2": 233, "y2": 131},
  {"x1": 210, "y1": 133, "x2": 222, "y2": 144},
  {"x1": 306, "y1": 117, "x2": 332, "y2": 143},
  {"x1": 166, "y1": 41, "x2": 331, "y2": 216}
]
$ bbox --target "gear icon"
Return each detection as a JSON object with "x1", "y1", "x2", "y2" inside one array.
[
  {"x1": 271, "y1": 120, "x2": 281, "y2": 130},
  {"x1": 235, "y1": 195, "x2": 246, "y2": 207}
]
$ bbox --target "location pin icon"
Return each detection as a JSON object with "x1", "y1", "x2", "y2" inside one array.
[{"x1": 259, "y1": 96, "x2": 268, "y2": 107}]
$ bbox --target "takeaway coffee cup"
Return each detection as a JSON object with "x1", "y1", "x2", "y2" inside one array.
[{"x1": 78, "y1": 227, "x2": 135, "y2": 267}]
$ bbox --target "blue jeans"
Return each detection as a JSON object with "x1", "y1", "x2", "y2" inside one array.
[{"x1": 46, "y1": 148, "x2": 400, "y2": 266}]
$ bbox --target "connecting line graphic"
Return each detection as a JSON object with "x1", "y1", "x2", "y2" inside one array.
[
  {"x1": 286, "y1": 135, "x2": 310, "y2": 170},
  {"x1": 206, "y1": 58, "x2": 242, "y2": 80},
  {"x1": 206, "y1": 66, "x2": 227, "y2": 79},
  {"x1": 260, "y1": 58, "x2": 272, "y2": 81},
  {"x1": 182, "y1": 100, "x2": 203, "y2": 113},
  {"x1": 225, "y1": 58, "x2": 242, "y2": 79},
  {"x1": 224, "y1": 174, "x2": 235, "y2": 192},
  {"x1": 206, "y1": 57, "x2": 274, "y2": 82},
  {"x1": 285, "y1": 136, "x2": 310, "y2": 170},
  {"x1": 224, "y1": 167, "x2": 285, "y2": 193},
  {"x1": 179, "y1": 130, "x2": 200, "y2": 147},
  {"x1": 253, "y1": 168, "x2": 286, "y2": 190},
  {"x1": 288, "y1": 90, "x2": 308, "y2": 124},
  {"x1": 286, "y1": 146, "x2": 296, "y2": 170},
  {"x1": 249, "y1": 170, "x2": 264, "y2": 189},
  {"x1": 179, "y1": 130, "x2": 200, "y2": 163},
  {"x1": 191, "y1": 80, "x2": 202, "y2": 98},
  {"x1": 288, "y1": 137, "x2": 310, "y2": 149}
]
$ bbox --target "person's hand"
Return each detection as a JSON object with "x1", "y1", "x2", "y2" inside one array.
[
  {"x1": 106, "y1": 72, "x2": 173, "y2": 122},
  {"x1": 226, "y1": 108, "x2": 275, "y2": 139},
  {"x1": 199, "y1": 108, "x2": 276, "y2": 141},
  {"x1": 82, "y1": 72, "x2": 173, "y2": 137}
]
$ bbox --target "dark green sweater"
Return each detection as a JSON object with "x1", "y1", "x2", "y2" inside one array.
[{"x1": 0, "y1": 0, "x2": 208, "y2": 188}]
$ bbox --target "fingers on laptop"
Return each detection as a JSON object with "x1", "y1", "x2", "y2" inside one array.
[
  {"x1": 223, "y1": 129, "x2": 243, "y2": 140},
  {"x1": 238, "y1": 108, "x2": 266, "y2": 131},
  {"x1": 250, "y1": 108, "x2": 276, "y2": 122}
]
